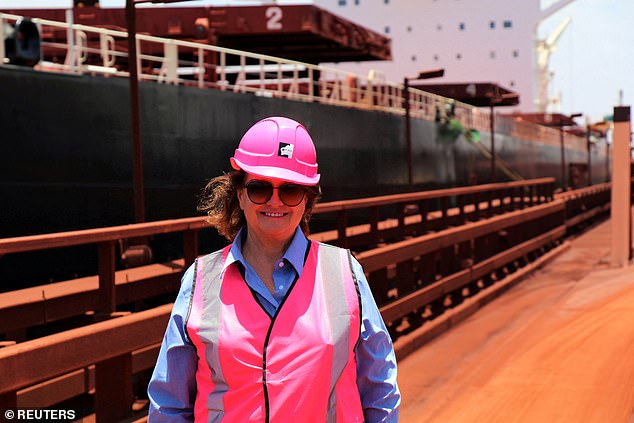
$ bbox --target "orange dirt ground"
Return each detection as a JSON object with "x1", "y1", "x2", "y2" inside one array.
[{"x1": 397, "y1": 219, "x2": 634, "y2": 422}]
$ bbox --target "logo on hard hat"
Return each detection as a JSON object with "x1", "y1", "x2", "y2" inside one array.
[{"x1": 278, "y1": 142, "x2": 294, "y2": 159}]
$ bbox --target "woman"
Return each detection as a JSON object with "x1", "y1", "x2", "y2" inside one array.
[{"x1": 148, "y1": 116, "x2": 400, "y2": 422}]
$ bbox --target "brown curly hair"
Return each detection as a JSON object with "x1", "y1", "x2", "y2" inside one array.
[{"x1": 197, "y1": 170, "x2": 321, "y2": 241}]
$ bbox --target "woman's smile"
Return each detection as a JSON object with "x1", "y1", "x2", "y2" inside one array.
[{"x1": 261, "y1": 211, "x2": 288, "y2": 218}]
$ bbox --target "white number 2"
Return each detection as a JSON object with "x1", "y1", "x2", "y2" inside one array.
[{"x1": 265, "y1": 7, "x2": 283, "y2": 30}]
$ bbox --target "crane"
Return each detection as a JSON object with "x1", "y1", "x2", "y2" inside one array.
[
  {"x1": 535, "y1": 15, "x2": 571, "y2": 112},
  {"x1": 533, "y1": 0, "x2": 578, "y2": 113}
]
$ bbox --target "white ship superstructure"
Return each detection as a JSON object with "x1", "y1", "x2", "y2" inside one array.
[
  {"x1": 0, "y1": 0, "x2": 576, "y2": 111},
  {"x1": 312, "y1": 0, "x2": 575, "y2": 112}
]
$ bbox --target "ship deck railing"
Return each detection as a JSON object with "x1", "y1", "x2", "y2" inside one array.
[{"x1": 0, "y1": 12, "x2": 589, "y2": 153}]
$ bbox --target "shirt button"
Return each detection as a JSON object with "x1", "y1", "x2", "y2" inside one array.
[{"x1": 278, "y1": 261, "x2": 285, "y2": 268}]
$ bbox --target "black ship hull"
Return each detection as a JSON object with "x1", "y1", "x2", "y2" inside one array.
[{"x1": 0, "y1": 66, "x2": 607, "y2": 289}]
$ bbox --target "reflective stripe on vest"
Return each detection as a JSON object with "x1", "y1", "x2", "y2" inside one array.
[{"x1": 186, "y1": 241, "x2": 365, "y2": 423}]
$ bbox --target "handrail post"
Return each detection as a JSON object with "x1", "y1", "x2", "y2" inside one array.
[
  {"x1": 95, "y1": 353, "x2": 133, "y2": 423},
  {"x1": 0, "y1": 391, "x2": 17, "y2": 409},
  {"x1": 544, "y1": 182, "x2": 549, "y2": 202},
  {"x1": 419, "y1": 200, "x2": 429, "y2": 232},
  {"x1": 487, "y1": 190, "x2": 494, "y2": 217},
  {"x1": 337, "y1": 210, "x2": 348, "y2": 248},
  {"x1": 369, "y1": 206, "x2": 379, "y2": 246},
  {"x1": 184, "y1": 229, "x2": 199, "y2": 267},
  {"x1": 527, "y1": 184, "x2": 533, "y2": 205},
  {"x1": 98, "y1": 241, "x2": 116, "y2": 315},
  {"x1": 397, "y1": 202, "x2": 406, "y2": 238}
]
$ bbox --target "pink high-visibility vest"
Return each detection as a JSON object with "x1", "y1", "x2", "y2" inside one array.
[{"x1": 185, "y1": 241, "x2": 365, "y2": 423}]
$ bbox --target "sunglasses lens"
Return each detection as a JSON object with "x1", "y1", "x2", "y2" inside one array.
[
  {"x1": 246, "y1": 181, "x2": 273, "y2": 204},
  {"x1": 279, "y1": 184, "x2": 306, "y2": 207},
  {"x1": 245, "y1": 181, "x2": 307, "y2": 206}
]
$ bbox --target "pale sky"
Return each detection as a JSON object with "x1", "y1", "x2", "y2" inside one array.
[
  {"x1": 539, "y1": 0, "x2": 634, "y2": 122},
  {"x1": 1, "y1": 0, "x2": 632, "y2": 123}
]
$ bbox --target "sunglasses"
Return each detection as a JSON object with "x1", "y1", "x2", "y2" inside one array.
[{"x1": 244, "y1": 180, "x2": 308, "y2": 207}]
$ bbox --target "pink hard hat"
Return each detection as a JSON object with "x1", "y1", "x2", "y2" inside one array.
[{"x1": 230, "y1": 116, "x2": 320, "y2": 185}]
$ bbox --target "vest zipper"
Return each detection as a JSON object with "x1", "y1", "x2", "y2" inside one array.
[
  {"x1": 262, "y1": 328, "x2": 272, "y2": 423},
  {"x1": 261, "y1": 271, "x2": 300, "y2": 423},
  {"x1": 259, "y1": 243, "x2": 312, "y2": 422}
]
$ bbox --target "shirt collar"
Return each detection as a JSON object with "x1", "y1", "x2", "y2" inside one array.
[{"x1": 222, "y1": 226, "x2": 309, "y2": 277}]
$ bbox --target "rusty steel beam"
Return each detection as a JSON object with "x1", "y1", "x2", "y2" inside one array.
[
  {"x1": 0, "y1": 179, "x2": 553, "y2": 252},
  {"x1": 565, "y1": 203, "x2": 610, "y2": 229},
  {"x1": 555, "y1": 182, "x2": 610, "y2": 200},
  {"x1": 0, "y1": 179, "x2": 554, "y2": 256},
  {"x1": 380, "y1": 269, "x2": 471, "y2": 325},
  {"x1": 17, "y1": 367, "x2": 92, "y2": 408},
  {"x1": 315, "y1": 178, "x2": 554, "y2": 213},
  {"x1": 0, "y1": 217, "x2": 210, "y2": 255},
  {"x1": 17, "y1": 344, "x2": 160, "y2": 409},
  {"x1": 313, "y1": 195, "x2": 530, "y2": 247},
  {"x1": 379, "y1": 225, "x2": 565, "y2": 325},
  {"x1": 0, "y1": 261, "x2": 183, "y2": 334},
  {"x1": 0, "y1": 304, "x2": 171, "y2": 395},
  {"x1": 469, "y1": 226, "x2": 566, "y2": 279},
  {"x1": 357, "y1": 201, "x2": 566, "y2": 273}
]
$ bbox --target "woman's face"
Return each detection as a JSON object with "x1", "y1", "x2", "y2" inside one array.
[{"x1": 237, "y1": 173, "x2": 307, "y2": 245}]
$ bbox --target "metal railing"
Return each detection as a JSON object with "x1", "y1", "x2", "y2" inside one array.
[
  {"x1": 0, "y1": 181, "x2": 613, "y2": 421},
  {"x1": 312, "y1": 178, "x2": 555, "y2": 249},
  {"x1": 0, "y1": 179, "x2": 555, "y2": 332},
  {"x1": 0, "y1": 12, "x2": 589, "y2": 152}
]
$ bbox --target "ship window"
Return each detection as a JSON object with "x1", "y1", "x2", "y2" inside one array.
[
  {"x1": 433, "y1": 54, "x2": 439, "y2": 61},
  {"x1": 503, "y1": 20, "x2": 512, "y2": 28},
  {"x1": 490, "y1": 21, "x2": 495, "y2": 29},
  {"x1": 411, "y1": 55, "x2": 417, "y2": 62},
  {"x1": 459, "y1": 22, "x2": 465, "y2": 30},
  {"x1": 513, "y1": 50, "x2": 519, "y2": 58},
  {"x1": 509, "y1": 81, "x2": 515, "y2": 87},
  {"x1": 456, "y1": 53, "x2": 462, "y2": 60},
  {"x1": 384, "y1": 0, "x2": 390, "y2": 3},
  {"x1": 490, "y1": 51, "x2": 496, "y2": 59},
  {"x1": 407, "y1": 25, "x2": 412, "y2": 32},
  {"x1": 437, "y1": 24, "x2": 443, "y2": 31},
  {"x1": 385, "y1": 26, "x2": 390, "y2": 34},
  {"x1": 354, "y1": 0, "x2": 360, "y2": 5},
  {"x1": 338, "y1": 0, "x2": 346, "y2": 5}
]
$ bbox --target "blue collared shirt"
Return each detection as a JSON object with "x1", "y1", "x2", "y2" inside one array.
[{"x1": 148, "y1": 227, "x2": 400, "y2": 422}]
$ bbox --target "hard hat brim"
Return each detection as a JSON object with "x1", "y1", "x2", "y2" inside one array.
[{"x1": 231, "y1": 157, "x2": 320, "y2": 186}]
